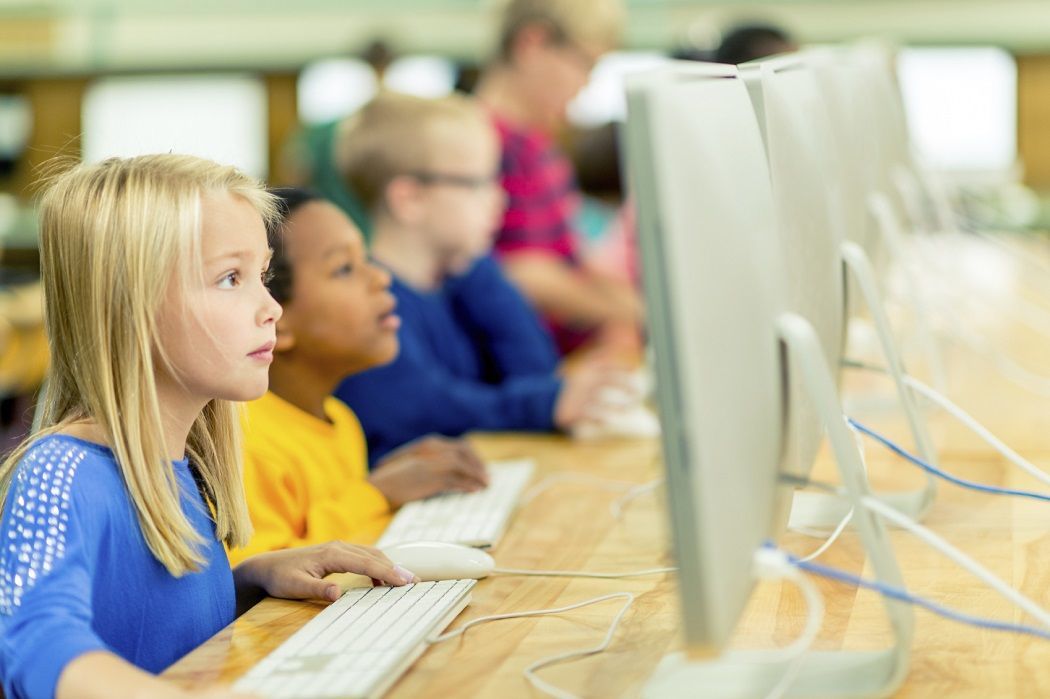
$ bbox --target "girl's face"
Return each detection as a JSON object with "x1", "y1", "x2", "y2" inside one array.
[
  {"x1": 156, "y1": 191, "x2": 282, "y2": 404},
  {"x1": 276, "y1": 200, "x2": 400, "y2": 376}
]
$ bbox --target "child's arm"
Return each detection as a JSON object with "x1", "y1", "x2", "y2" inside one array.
[
  {"x1": 336, "y1": 330, "x2": 631, "y2": 463},
  {"x1": 499, "y1": 251, "x2": 643, "y2": 332},
  {"x1": 336, "y1": 337, "x2": 563, "y2": 463},
  {"x1": 368, "y1": 435, "x2": 490, "y2": 508},
  {"x1": 447, "y1": 255, "x2": 560, "y2": 377},
  {"x1": 58, "y1": 652, "x2": 256, "y2": 699}
]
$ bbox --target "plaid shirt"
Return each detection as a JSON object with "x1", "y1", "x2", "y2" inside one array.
[
  {"x1": 492, "y1": 114, "x2": 581, "y2": 265},
  {"x1": 492, "y1": 114, "x2": 594, "y2": 353}
]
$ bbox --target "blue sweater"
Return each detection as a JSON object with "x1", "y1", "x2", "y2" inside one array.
[
  {"x1": 0, "y1": 435, "x2": 235, "y2": 698},
  {"x1": 335, "y1": 255, "x2": 563, "y2": 464}
]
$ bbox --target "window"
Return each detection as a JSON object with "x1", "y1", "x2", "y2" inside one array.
[
  {"x1": 82, "y1": 74, "x2": 268, "y2": 179},
  {"x1": 897, "y1": 47, "x2": 1017, "y2": 173}
]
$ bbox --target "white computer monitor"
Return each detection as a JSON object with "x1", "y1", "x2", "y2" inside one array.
[
  {"x1": 626, "y1": 61, "x2": 911, "y2": 697},
  {"x1": 738, "y1": 56, "x2": 846, "y2": 485},
  {"x1": 742, "y1": 54, "x2": 939, "y2": 529},
  {"x1": 804, "y1": 49, "x2": 882, "y2": 266},
  {"x1": 625, "y1": 61, "x2": 788, "y2": 651}
]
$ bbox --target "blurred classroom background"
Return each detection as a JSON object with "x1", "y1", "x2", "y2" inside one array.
[{"x1": 0, "y1": 0, "x2": 1048, "y2": 446}]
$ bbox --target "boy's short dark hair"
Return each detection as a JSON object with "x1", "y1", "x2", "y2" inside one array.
[
  {"x1": 713, "y1": 23, "x2": 795, "y2": 65},
  {"x1": 265, "y1": 187, "x2": 324, "y2": 304}
]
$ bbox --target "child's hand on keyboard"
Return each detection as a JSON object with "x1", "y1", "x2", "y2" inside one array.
[
  {"x1": 369, "y1": 435, "x2": 490, "y2": 508},
  {"x1": 234, "y1": 542, "x2": 418, "y2": 603}
]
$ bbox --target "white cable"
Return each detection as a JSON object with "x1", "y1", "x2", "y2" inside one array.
[
  {"x1": 846, "y1": 358, "x2": 1050, "y2": 489},
  {"x1": 492, "y1": 566, "x2": 675, "y2": 579},
  {"x1": 427, "y1": 592, "x2": 636, "y2": 699},
  {"x1": 791, "y1": 425, "x2": 866, "y2": 551},
  {"x1": 903, "y1": 374, "x2": 1050, "y2": 489},
  {"x1": 522, "y1": 594, "x2": 635, "y2": 699},
  {"x1": 763, "y1": 570, "x2": 824, "y2": 699},
  {"x1": 751, "y1": 547, "x2": 825, "y2": 699},
  {"x1": 861, "y1": 495, "x2": 1050, "y2": 630},
  {"x1": 609, "y1": 477, "x2": 663, "y2": 519},
  {"x1": 796, "y1": 506, "x2": 852, "y2": 563},
  {"x1": 518, "y1": 472, "x2": 641, "y2": 507}
]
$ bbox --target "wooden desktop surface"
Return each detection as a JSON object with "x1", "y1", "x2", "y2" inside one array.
[{"x1": 164, "y1": 236, "x2": 1050, "y2": 697}]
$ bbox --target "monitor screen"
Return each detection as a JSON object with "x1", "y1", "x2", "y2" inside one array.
[{"x1": 626, "y1": 62, "x2": 786, "y2": 652}]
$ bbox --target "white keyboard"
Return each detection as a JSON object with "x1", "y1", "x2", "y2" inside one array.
[
  {"x1": 235, "y1": 579, "x2": 476, "y2": 699},
  {"x1": 377, "y1": 459, "x2": 535, "y2": 549}
]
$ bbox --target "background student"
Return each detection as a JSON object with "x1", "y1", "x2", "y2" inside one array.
[
  {"x1": 475, "y1": 0, "x2": 644, "y2": 356},
  {"x1": 333, "y1": 93, "x2": 631, "y2": 463}
]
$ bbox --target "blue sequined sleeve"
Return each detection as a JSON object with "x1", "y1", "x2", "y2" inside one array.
[{"x1": 0, "y1": 439, "x2": 109, "y2": 699}]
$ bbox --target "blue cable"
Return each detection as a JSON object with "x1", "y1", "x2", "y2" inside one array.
[
  {"x1": 763, "y1": 544, "x2": 1050, "y2": 642},
  {"x1": 847, "y1": 417, "x2": 1050, "y2": 504}
]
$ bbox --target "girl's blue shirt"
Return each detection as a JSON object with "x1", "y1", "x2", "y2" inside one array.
[{"x1": 0, "y1": 434, "x2": 235, "y2": 698}]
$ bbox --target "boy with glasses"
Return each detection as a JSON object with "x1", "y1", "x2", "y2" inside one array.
[{"x1": 333, "y1": 92, "x2": 627, "y2": 463}]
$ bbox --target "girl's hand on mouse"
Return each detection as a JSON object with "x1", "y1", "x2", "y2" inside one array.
[
  {"x1": 234, "y1": 542, "x2": 418, "y2": 603},
  {"x1": 369, "y1": 436, "x2": 489, "y2": 508}
]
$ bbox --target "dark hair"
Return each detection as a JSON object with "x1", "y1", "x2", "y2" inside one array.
[
  {"x1": 265, "y1": 187, "x2": 324, "y2": 304},
  {"x1": 569, "y1": 122, "x2": 623, "y2": 199},
  {"x1": 713, "y1": 23, "x2": 794, "y2": 65}
]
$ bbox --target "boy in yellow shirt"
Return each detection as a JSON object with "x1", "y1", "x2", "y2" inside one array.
[{"x1": 229, "y1": 188, "x2": 489, "y2": 565}]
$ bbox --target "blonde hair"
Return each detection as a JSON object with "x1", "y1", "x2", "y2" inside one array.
[
  {"x1": 337, "y1": 91, "x2": 490, "y2": 213},
  {"x1": 495, "y1": 0, "x2": 626, "y2": 60},
  {"x1": 0, "y1": 153, "x2": 276, "y2": 576}
]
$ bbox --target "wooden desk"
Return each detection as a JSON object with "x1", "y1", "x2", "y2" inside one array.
[{"x1": 164, "y1": 241, "x2": 1050, "y2": 698}]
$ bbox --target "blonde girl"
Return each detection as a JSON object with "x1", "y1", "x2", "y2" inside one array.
[{"x1": 0, "y1": 154, "x2": 415, "y2": 699}]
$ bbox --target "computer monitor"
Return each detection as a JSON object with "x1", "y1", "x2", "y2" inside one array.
[
  {"x1": 740, "y1": 55, "x2": 938, "y2": 528},
  {"x1": 851, "y1": 43, "x2": 913, "y2": 181},
  {"x1": 625, "y1": 61, "x2": 911, "y2": 697},
  {"x1": 738, "y1": 56, "x2": 846, "y2": 486},
  {"x1": 625, "y1": 61, "x2": 787, "y2": 651},
  {"x1": 809, "y1": 45, "x2": 950, "y2": 393},
  {"x1": 803, "y1": 50, "x2": 878, "y2": 263}
]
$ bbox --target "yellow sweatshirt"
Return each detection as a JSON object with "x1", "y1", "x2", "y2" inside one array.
[{"x1": 229, "y1": 391, "x2": 391, "y2": 566}]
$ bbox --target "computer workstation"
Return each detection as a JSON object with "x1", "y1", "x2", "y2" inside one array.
[{"x1": 162, "y1": 49, "x2": 1050, "y2": 699}]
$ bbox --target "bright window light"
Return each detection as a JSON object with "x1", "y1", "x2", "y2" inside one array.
[
  {"x1": 82, "y1": 74, "x2": 268, "y2": 179},
  {"x1": 568, "y1": 51, "x2": 673, "y2": 127},
  {"x1": 297, "y1": 58, "x2": 378, "y2": 125},
  {"x1": 384, "y1": 56, "x2": 456, "y2": 98},
  {"x1": 897, "y1": 47, "x2": 1017, "y2": 173}
]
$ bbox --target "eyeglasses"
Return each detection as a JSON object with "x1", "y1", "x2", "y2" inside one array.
[
  {"x1": 555, "y1": 39, "x2": 599, "y2": 74},
  {"x1": 408, "y1": 171, "x2": 500, "y2": 190},
  {"x1": 546, "y1": 24, "x2": 600, "y2": 74}
]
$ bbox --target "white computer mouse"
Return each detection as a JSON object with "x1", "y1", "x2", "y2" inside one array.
[
  {"x1": 572, "y1": 404, "x2": 662, "y2": 441},
  {"x1": 381, "y1": 541, "x2": 495, "y2": 581}
]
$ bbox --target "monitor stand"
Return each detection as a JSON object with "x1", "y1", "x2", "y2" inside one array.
[
  {"x1": 643, "y1": 312, "x2": 913, "y2": 698},
  {"x1": 789, "y1": 241, "x2": 938, "y2": 532}
]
